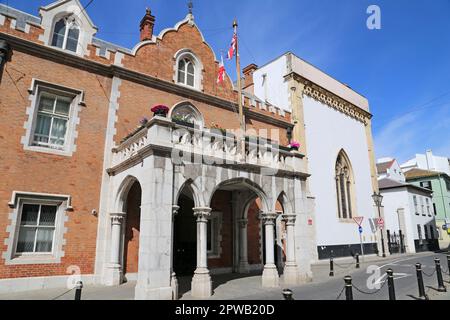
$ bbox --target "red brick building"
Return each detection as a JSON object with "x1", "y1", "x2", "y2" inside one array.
[{"x1": 0, "y1": 1, "x2": 314, "y2": 299}]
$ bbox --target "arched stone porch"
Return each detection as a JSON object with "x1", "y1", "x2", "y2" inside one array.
[{"x1": 98, "y1": 117, "x2": 316, "y2": 300}]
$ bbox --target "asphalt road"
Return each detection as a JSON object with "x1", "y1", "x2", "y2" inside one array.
[{"x1": 236, "y1": 252, "x2": 450, "y2": 300}]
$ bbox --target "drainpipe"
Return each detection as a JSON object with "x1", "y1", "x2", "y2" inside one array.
[{"x1": 0, "y1": 39, "x2": 12, "y2": 84}]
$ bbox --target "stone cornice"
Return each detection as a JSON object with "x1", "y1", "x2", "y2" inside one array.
[
  {"x1": 285, "y1": 72, "x2": 372, "y2": 124},
  {"x1": 1, "y1": 32, "x2": 292, "y2": 129}
]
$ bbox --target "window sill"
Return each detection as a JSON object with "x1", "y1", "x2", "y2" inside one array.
[
  {"x1": 338, "y1": 218, "x2": 355, "y2": 224},
  {"x1": 5, "y1": 254, "x2": 61, "y2": 265},
  {"x1": 23, "y1": 145, "x2": 73, "y2": 157}
]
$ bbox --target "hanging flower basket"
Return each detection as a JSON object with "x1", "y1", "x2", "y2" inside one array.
[
  {"x1": 151, "y1": 105, "x2": 169, "y2": 117},
  {"x1": 288, "y1": 140, "x2": 300, "y2": 151}
]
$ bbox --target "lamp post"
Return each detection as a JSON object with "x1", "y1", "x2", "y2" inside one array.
[{"x1": 372, "y1": 192, "x2": 386, "y2": 258}]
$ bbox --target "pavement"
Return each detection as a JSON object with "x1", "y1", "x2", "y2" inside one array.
[{"x1": 0, "y1": 251, "x2": 448, "y2": 300}]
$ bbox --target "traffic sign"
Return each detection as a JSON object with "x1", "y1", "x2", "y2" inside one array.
[
  {"x1": 353, "y1": 217, "x2": 364, "y2": 226},
  {"x1": 377, "y1": 218, "x2": 385, "y2": 229},
  {"x1": 358, "y1": 226, "x2": 363, "y2": 234}
]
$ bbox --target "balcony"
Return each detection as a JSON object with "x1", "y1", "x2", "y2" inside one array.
[{"x1": 108, "y1": 117, "x2": 308, "y2": 177}]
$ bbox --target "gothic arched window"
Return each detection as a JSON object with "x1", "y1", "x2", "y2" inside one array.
[
  {"x1": 177, "y1": 58, "x2": 195, "y2": 87},
  {"x1": 170, "y1": 103, "x2": 204, "y2": 128},
  {"x1": 51, "y1": 17, "x2": 80, "y2": 53},
  {"x1": 335, "y1": 150, "x2": 355, "y2": 220}
]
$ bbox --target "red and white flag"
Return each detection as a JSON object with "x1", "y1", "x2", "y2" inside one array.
[
  {"x1": 227, "y1": 32, "x2": 237, "y2": 60},
  {"x1": 217, "y1": 55, "x2": 226, "y2": 84}
]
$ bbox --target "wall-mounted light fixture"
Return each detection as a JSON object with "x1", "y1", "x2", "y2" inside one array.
[{"x1": 0, "y1": 39, "x2": 12, "y2": 84}]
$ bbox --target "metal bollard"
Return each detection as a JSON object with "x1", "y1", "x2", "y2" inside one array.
[
  {"x1": 415, "y1": 263, "x2": 429, "y2": 300},
  {"x1": 329, "y1": 257, "x2": 334, "y2": 277},
  {"x1": 386, "y1": 268, "x2": 396, "y2": 300},
  {"x1": 447, "y1": 255, "x2": 450, "y2": 282},
  {"x1": 435, "y1": 258, "x2": 447, "y2": 292},
  {"x1": 344, "y1": 276, "x2": 353, "y2": 300},
  {"x1": 74, "y1": 281, "x2": 83, "y2": 300},
  {"x1": 282, "y1": 289, "x2": 294, "y2": 300},
  {"x1": 355, "y1": 253, "x2": 360, "y2": 269}
]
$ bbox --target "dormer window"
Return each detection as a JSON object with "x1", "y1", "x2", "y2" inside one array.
[
  {"x1": 177, "y1": 58, "x2": 195, "y2": 87},
  {"x1": 51, "y1": 17, "x2": 80, "y2": 53}
]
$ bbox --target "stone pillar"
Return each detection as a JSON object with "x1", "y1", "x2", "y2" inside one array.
[
  {"x1": 171, "y1": 205, "x2": 180, "y2": 300},
  {"x1": 191, "y1": 207, "x2": 212, "y2": 298},
  {"x1": 104, "y1": 213, "x2": 126, "y2": 286},
  {"x1": 237, "y1": 219, "x2": 250, "y2": 273},
  {"x1": 282, "y1": 214, "x2": 299, "y2": 285},
  {"x1": 262, "y1": 212, "x2": 279, "y2": 287}
]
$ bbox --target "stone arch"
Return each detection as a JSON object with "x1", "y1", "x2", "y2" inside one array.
[
  {"x1": 276, "y1": 191, "x2": 294, "y2": 214},
  {"x1": 207, "y1": 177, "x2": 270, "y2": 213},
  {"x1": 174, "y1": 178, "x2": 203, "y2": 208},
  {"x1": 115, "y1": 175, "x2": 141, "y2": 214}
]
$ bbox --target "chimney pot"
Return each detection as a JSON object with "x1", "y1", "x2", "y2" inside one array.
[{"x1": 140, "y1": 8, "x2": 156, "y2": 42}]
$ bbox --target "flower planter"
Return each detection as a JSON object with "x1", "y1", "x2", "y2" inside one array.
[{"x1": 153, "y1": 110, "x2": 167, "y2": 118}]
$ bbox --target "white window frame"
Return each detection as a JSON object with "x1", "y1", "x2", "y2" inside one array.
[
  {"x1": 207, "y1": 211, "x2": 222, "y2": 259},
  {"x1": 3, "y1": 192, "x2": 70, "y2": 265},
  {"x1": 173, "y1": 49, "x2": 204, "y2": 91},
  {"x1": 21, "y1": 79, "x2": 84, "y2": 157},
  {"x1": 51, "y1": 16, "x2": 80, "y2": 53},
  {"x1": 14, "y1": 202, "x2": 58, "y2": 256}
]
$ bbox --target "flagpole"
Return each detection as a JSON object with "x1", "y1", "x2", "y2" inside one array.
[{"x1": 233, "y1": 19, "x2": 246, "y2": 159}]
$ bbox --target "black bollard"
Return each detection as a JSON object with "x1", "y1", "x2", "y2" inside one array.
[
  {"x1": 386, "y1": 268, "x2": 396, "y2": 300},
  {"x1": 282, "y1": 289, "x2": 294, "y2": 300},
  {"x1": 74, "y1": 281, "x2": 83, "y2": 300},
  {"x1": 415, "y1": 263, "x2": 429, "y2": 300},
  {"x1": 355, "y1": 253, "x2": 360, "y2": 269},
  {"x1": 447, "y1": 255, "x2": 450, "y2": 282},
  {"x1": 329, "y1": 257, "x2": 334, "y2": 277},
  {"x1": 344, "y1": 276, "x2": 353, "y2": 300},
  {"x1": 435, "y1": 258, "x2": 447, "y2": 292}
]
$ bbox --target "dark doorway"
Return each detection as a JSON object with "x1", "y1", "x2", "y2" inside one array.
[
  {"x1": 173, "y1": 194, "x2": 197, "y2": 276},
  {"x1": 123, "y1": 181, "x2": 141, "y2": 277}
]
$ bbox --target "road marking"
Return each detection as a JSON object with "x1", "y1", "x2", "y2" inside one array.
[{"x1": 374, "y1": 273, "x2": 411, "y2": 285}]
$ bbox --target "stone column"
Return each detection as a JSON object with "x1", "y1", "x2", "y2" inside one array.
[
  {"x1": 171, "y1": 205, "x2": 180, "y2": 300},
  {"x1": 191, "y1": 207, "x2": 212, "y2": 298},
  {"x1": 262, "y1": 212, "x2": 279, "y2": 287},
  {"x1": 237, "y1": 219, "x2": 250, "y2": 273},
  {"x1": 105, "y1": 212, "x2": 126, "y2": 286},
  {"x1": 282, "y1": 214, "x2": 299, "y2": 285}
]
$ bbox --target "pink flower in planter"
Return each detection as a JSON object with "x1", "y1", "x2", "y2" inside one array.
[
  {"x1": 151, "y1": 105, "x2": 169, "y2": 113},
  {"x1": 288, "y1": 141, "x2": 300, "y2": 149}
]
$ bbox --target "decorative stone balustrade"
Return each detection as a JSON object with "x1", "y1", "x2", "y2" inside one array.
[{"x1": 110, "y1": 117, "x2": 307, "y2": 176}]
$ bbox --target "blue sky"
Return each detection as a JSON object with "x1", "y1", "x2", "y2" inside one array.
[{"x1": 4, "y1": 0, "x2": 450, "y2": 163}]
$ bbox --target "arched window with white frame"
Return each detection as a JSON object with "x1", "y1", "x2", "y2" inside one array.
[
  {"x1": 174, "y1": 49, "x2": 203, "y2": 90},
  {"x1": 51, "y1": 16, "x2": 80, "y2": 53},
  {"x1": 170, "y1": 102, "x2": 204, "y2": 128},
  {"x1": 335, "y1": 150, "x2": 356, "y2": 220},
  {"x1": 177, "y1": 58, "x2": 195, "y2": 87}
]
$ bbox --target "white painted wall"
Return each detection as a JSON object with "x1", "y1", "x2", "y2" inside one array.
[
  {"x1": 380, "y1": 188, "x2": 416, "y2": 253},
  {"x1": 253, "y1": 55, "x2": 290, "y2": 111},
  {"x1": 387, "y1": 160, "x2": 406, "y2": 182},
  {"x1": 303, "y1": 95, "x2": 377, "y2": 247},
  {"x1": 401, "y1": 151, "x2": 450, "y2": 176}
]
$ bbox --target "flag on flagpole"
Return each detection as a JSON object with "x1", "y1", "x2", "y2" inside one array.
[
  {"x1": 217, "y1": 55, "x2": 226, "y2": 84},
  {"x1": 227, "y1": 32, "x2": 237, "y2": 60}
]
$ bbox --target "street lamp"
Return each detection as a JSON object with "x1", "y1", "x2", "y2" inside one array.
[{"x1": 372, "y1": 192, "x2": 386, "y2": 258}]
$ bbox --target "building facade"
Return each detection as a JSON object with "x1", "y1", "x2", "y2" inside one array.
[
  {"x1": 243, "y1": 53, "x2": 384, "y2": 259},
  {"x1": 404, "y1": 169, "x2": 450, "y2": 250},
  {"x1": 0, "y1": 0, "x2": 381, "y2": 299},
  {"x1": 377, "y1": 159, "x2": 438, "y2": 254}
]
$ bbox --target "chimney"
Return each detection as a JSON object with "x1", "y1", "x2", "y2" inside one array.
[
  {"x1": 242, "y1": 64, "x2": 258, "y2": 93},
  {"x1": 140, "y1": 8, "x2": 155, "y2": 42}
]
